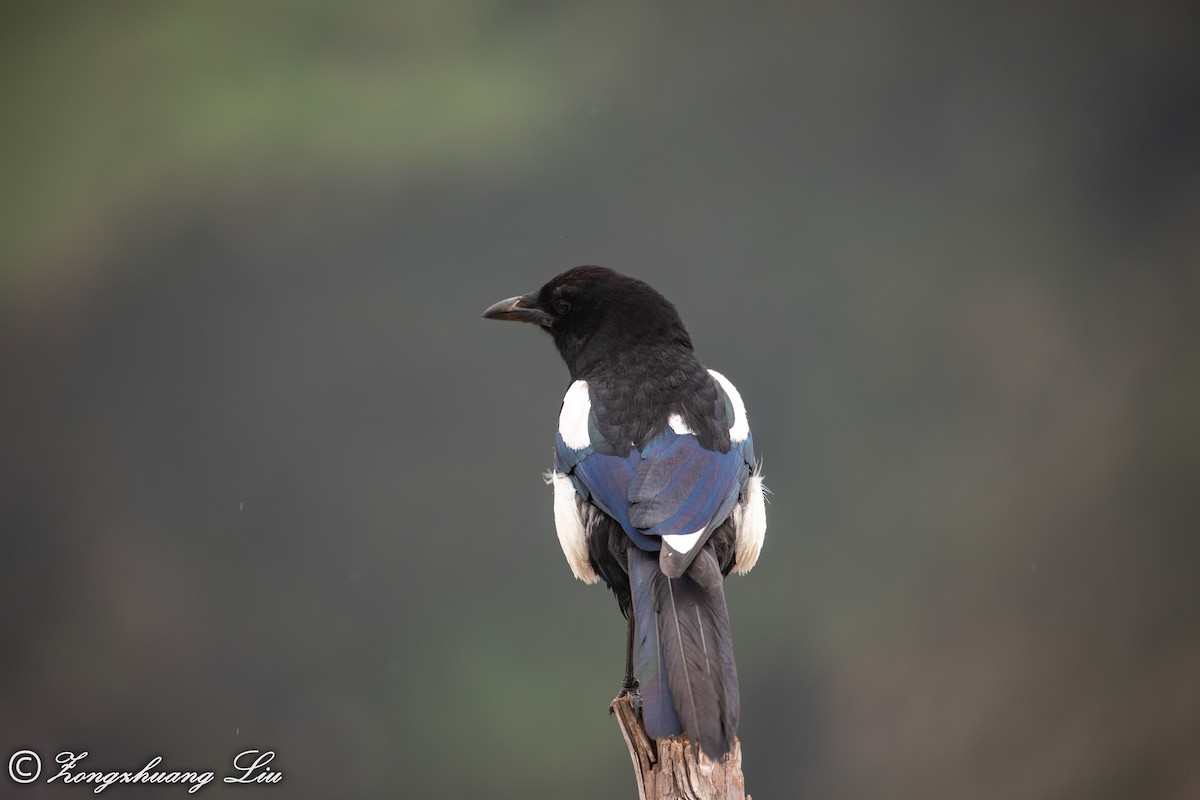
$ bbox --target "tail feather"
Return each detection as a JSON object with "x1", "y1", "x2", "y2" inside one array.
[
  {"x1": 629, "y1": 546, "x2": 739, "y2": 758},
  {"x1": 631, "y1": 548, "x2": 681, "y2": 738}
]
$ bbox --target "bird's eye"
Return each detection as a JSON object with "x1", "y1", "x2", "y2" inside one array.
[{"x1": 555, "y1": 300, "x2": 571, "y2": 315}]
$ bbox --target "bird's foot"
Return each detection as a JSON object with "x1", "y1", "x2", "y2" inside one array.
[{"x1": 613, "y1": 679, "x2": 641, "y2": 715}]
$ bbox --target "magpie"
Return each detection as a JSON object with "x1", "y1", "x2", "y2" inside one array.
[{"x1": 483, "y1": 266, "x2": 767, "y2": 758}]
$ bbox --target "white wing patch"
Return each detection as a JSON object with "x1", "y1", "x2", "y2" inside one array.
[
  {"x1": 708, "y1": 369, "x2": 749, "y2": 443},
  {"x1": 668, "y1": 413, "x2": 695, "y2": 436},
  {"x1": 732, "y1": 473, "x2": 767, "y2": 574},
  {"x1": 558, "y1": 380, "x2": 591, "y2": 449},
  {"x1": 549, "y1": 471, "x2": 599, "y2": 583},
  {"x1": 662, "y1": 529, "x2": 704, "y2": 554}
]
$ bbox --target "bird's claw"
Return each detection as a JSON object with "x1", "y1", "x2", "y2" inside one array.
[{"x1": 614, "y1": 679, "x2": 642, "y2": 715}]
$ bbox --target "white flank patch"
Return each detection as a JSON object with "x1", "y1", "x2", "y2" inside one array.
[
  {"x1": 558, "y1": 380, "x2": 591, "y2": 449},
  {"x1": 662, "y1": 529, "x2": 704, "y2": 554},
  {"x1": 549, "y1": 472, "x2": 599, "y2": 583},
  {"x1": 708, "y1": 369, "x2": 749, "y2": 443},
  {"x1": 732, "y1": 474, "x2": 767, "y2": 575},
  {"x1": 668, "y1": 413, "x2": 695, "y2": 436}
]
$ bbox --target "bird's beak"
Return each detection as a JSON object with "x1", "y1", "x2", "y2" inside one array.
[{"x1": 482, "y1": 293, "x2": 553, "y2": 327}]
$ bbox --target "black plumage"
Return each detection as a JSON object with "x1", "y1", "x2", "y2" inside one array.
[{"x1": 484, "y1": 266, "x2": 766, "y2": 758}]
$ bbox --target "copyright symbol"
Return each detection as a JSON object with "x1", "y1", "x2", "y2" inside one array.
[{"x1": 8, "y1": 750, "x2": 41, "y2": 784}]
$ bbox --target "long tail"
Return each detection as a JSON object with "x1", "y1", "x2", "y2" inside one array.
[{"x1": 629, "y1": 546, "x2": 739, "y2": 758}]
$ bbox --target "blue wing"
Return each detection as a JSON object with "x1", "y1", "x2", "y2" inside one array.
[
  {"x1": 555, "y1": 436, "x2": 656, "y2": 549},
  {"x1": 554, "y1": 384, "x2": 754, "y2": 558},
  {"x1": 627, "y1": 430, "x2": 747, "y2": 539}
]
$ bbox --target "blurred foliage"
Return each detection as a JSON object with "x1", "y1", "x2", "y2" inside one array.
[{"x1": 0, "y1": 1, "x2": 642, "y2": 304}]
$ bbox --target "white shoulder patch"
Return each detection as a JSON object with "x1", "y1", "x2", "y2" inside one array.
[
  {"x1": 668, "y1": 413, "x2": 695, "y2": 436},
  {"x1": 732, "y1": 473, "x2": 767, "y2": 575},
  {"x1": 548, "y1": 472, "x2": 599, "y2": 583},
  {"x1": 662, "y1": 529, "x2": 704, "y2": 554},
  {"x1": 558, "y1": 380, "x2": 591, "y2": 450},
  {"x1": 708, "y1": 369, "x2": 750, "y2": 443}
]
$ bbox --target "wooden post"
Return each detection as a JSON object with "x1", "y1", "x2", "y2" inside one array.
[{"x1": 609, "y1": 695, "x2": 750, "y2": 800}]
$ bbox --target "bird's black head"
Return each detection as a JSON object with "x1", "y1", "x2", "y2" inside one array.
[{"x1": 483, "y1": 266, "x2": 694, "y2": 378}]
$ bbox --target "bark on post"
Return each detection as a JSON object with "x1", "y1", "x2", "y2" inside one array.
[{"x1": 609, "y1": 695, "x2": 750, "y2": 800}]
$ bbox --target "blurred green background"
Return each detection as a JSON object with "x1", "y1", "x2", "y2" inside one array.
[{"x1": 2, "y1": 2, "x2": 1199, "y2": 798}]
